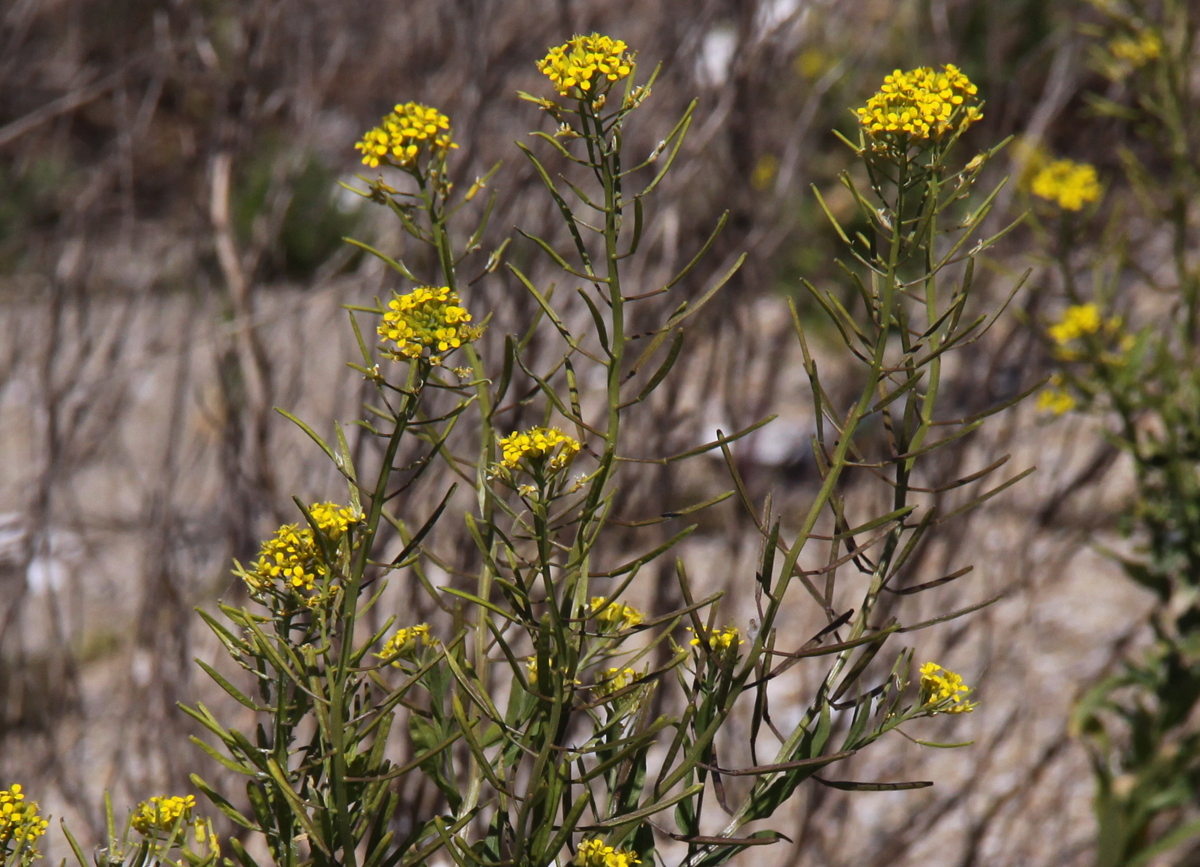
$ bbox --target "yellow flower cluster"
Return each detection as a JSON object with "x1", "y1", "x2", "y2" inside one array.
[
  {"x1": 244, "y1": 503, "x2": 357, "y2": 597},
  {"x1": 590, "y1": 597, "x2": 645, "y2": 631},
  {"x1": 1048, "y1": 304, "x2": 1103, "y2": 345},
  {"x1": 1036, "y1": 374, "x2": 1076, "y2": 416},
  {"x1": 1109, "y1": 30, "x2": 1162, "y2": 68},
  {"x1": 689, "y1": 626, "x2": 742, "y2": 652},
  {"x1": 0, "y1": 785, "x2": 48, "y2": 859},
  {"x1": 499, "y1": 427, "x2": 581, "y2": 473},
  {"x1": 856, "y1": 64, "x2": 981, "y2": 144},
  {"x1": 309, "y1": 502, "x2": 358, "y2": 541},
  {"x1": 1030, "y1": 159, "x2": 1102, "y2": 211},
  {"x1": 355, "y1": 102, "x2": 457, "y2": 169},
  {"x1": 538, "y1": 34, "x2": 633, "y2": 97},
  {"x1": 378, "y1": 286, "x2": 478, "y2": 362},
  {"x1": 131, "y1": 794, "x2": 195, "y2": 835},
  {"x1": 377, "y1": 624, "x2": 438, "y2": 666},
  {"x1": 919, "y1": 662, "x2": 975, "y2": 714},
  {"x1": 594, "y1": 667, "x2": 640, "y2": 697},
  {"x1": 575, "y1": 838, "x2": 641, "y2": 867}
]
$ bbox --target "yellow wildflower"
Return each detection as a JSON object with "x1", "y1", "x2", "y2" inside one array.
[
  {"x1": 499, "y1": 427, "x2": 581, "y2": 473},
  {"x1": 750, "y1": 154, "x2": 778, "y2": 191},
  {"x1": 1048, "y1": 304, "x2": 1103, "y2": 346},
  {"x1": 131, "y1": 794, "x2": 195, "y2": 835},
  {"x1": 538, "y1": 34, "x2": 633, "y2": 97},
  {"x1": 594, "y1": 667, "x2": 640, "y2": 697},
  {"x1": 355, "y1": 102, "x2": 457, "y2": 169},
  {"x1": 309, "y1": 502, "x2": 360, "y2": 541},
  {"x1": 575, "y1": 837, "x2": 641, "y2": 867},
  {"x1": 248, "y1": 524, "x2": 323, "y2": 594},
  {"x1": 378, "y1": 286, "x2": 480, "y2": 362},
  {"x1": 242, "y1": 502, "x2": 355, "y2": 601},
  {"x1": 856, "y1": 64, "x2": 982, "y2": 145},
  {"x1": 1036, "y1": 376, "x2": 1076, "y2": 416},
  {"x1": 689, "y1": 626, "x2": 742, "y2": 652},
  {"x1": 377, "y1": 624, "x2": 438, "y2": 666},
  {"x1": 590, "y1": 597, "x2": 645, "y2": 631},
  {"x1": 918, "y1": 662, "x2": 976, "y2": 714},
  {"x1": 1030, "y1": 159, "x2": 1102, "y2": 211},
  {"x1": 0, "y1": 785, "x2": 49, "y2": 863},
  {"x1": 1108, "y1": 30, "x2": 1162, "y2": 69}
]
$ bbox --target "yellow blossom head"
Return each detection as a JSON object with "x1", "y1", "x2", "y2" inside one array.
[
  {"x1": 376, "y1": 624, "x2": 438, "y2": 666},
  {"x1": 0, "y1": 785, "x2": 49, "y2": 863},
  {"x1": 1030, "y1": 159, "x2": 1102, "y2": 211},
  {"x1": 247, "y1": 524, "x2": 324, "y2": 595},
  {"x1": 498, "y1": 427, "x2": 581, "y2": 475},
  {"x1": 688, "y1": 625, "x2": 742, "y2": 653},
  {"x1": 378, "y1": 286, "x2": 480, "y2": 362},
  {"x1": 131, "y1": 794, "x2": 196, "y2": 836},
  {"x1": 918, "y1": 662, "x2": 976, "y2": 714},
  {"x1": 1108, "y1": 30, "x2": 1162, "y2": 70},
  {"x1": 1047, "y1": 304, "x2": 1103, "y2": 346},
  {"x1": 308, "y1": 502, "x2": 360, "y2": 542},
  {"x1": 575, "y1": 838, "x2": 641, "y2": 867},
  {"x1": 1036, "y1": 383, "x2": 1076, "y2": 416},
  {"x1": 594, "y1": 667, "x2": 640, "y2": 698},
  {"x1": 355, "y1": 102, "x2": 457, "y2": 170},
  {"x1": 590, "y1": 597, "x2": 645, "y2": 631},
  {"x1": 538, "y1": 34, "x2": 633, "y2": 98},
  {"x1": 856, "y1": 64, "x2": 982, "y2": 148}
]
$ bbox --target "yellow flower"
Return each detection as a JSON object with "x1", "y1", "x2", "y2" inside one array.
[
  {"x1": 378, "y1": 286, "x2": 480, "y2": 362},
  {"x1": 538, "y1": 34, "x2": 633, "y2": 97},
  {"x1": 689, "y1": 625, "x2": 742, "y2": 652},
  {"x1": 856, "y1": 64, "x2": 982, "y2": 145},
  {"x1": 376, "y1": 624, "x2": 438, "y2": 665},
  {"x1": 590, "y1": 597, "x2": 645, "y2": 631},
  {"x1": 918, "y1": 662, "x2": 976, "y2": 714},
  {"x1": 498, "y1": 427, "x2": 581, "y2": 474},
  {"x1": 1036, "y1": 384, "x2": 1076, "y2": 415},
  {"x1": 309, "y1": 502, "x2": 360, "y2": 541},
  {"x1": 750, "y1": 154, "x2": 778, "y2": 191},
  {"x1": 354, "y1": 102, "x2": 457, "y2": 169},
  {"x1": 1047, "y1": 304, "x2": 1103, "y2": 346},
  {"x1": 575, "y1": 838, "x2": 641, "y2": 867},
  {"x1": 0, "y1": 785, "x2": 49, "y2": 862},
  {"x1": 1030, "y1": 159, "x2": 1102, "y2": 211},
  {"x1": 248, "y1": 524, "x2": 324, "y2": 594},
  {"x1": 1109, "y1": 30, "x2": 1162, "y2": 69},
  {"x1": 594, "y1": 667, "x2": 640, "y2": 697},
  {"x1": 131, "y1": 795, "x2": 196, "y2": 836}
]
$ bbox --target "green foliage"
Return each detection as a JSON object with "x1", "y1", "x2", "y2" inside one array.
[{"x1": 1032, "y1": 2, "x2": 1200, "y2": 864}]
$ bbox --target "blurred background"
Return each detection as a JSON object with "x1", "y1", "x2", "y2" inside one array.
[{"x1": 0, "y1": 0, "x2": 1177, "y2": 864}]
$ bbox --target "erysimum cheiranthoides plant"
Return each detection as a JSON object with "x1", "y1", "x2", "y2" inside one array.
[
  {"x1": 30, "y1": 39, "x2": 1027, "y2": 867},
  {"x1": 1028, "y1": 2, "x2": 1200, "y2": 864}
]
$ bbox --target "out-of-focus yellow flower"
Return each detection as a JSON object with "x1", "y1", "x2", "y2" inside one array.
[
  {"x1": 1030, "y1": 159, "x2": 1102, "y2": 211},
  {"x1": 538, "y1": 34, "x2": 633, "y2": 97},
  {"x1": 378, "y1": 286, "x2": 480, "y2": 362},
  {"x1": 1109, "y1": 30, "x2": 1162, "y2": 69},
  {"x1": 1037, "y1": 378, "x2": 1076, "y2": 416},
  {"x1": 590, "y1": 597, "x2": 645, "y2": 631},
  {"x1": 355, "y1": 102, "x2": 457, "y2": 169},
  {"x1": 919, "y1": 662, "x2": 976, "y2": 714},
  {"x1": 1048, "y1": 304, "x2": 1103, "y2": 345},
  {"x1": 376, "y1": 624, "x2": 438, "y2": 666},
  {"x1": 131, "y1": 795, "x2": 195, "y2": 836},
  {"x1": 499, "y1": 427, "x2": 581, "y2": 473},
  {"x1": 856, "y1": 65, "x2": 982, "y2": 145},
  {"x1": 0, "y1": 784, "x2": 49, "y2": 863},
  {"x1": 750, "y1": 154, "x2": 779, "y2": 191},
  {"x1": 575, "y1": 838, "x2": 641, "y2": 867}
]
